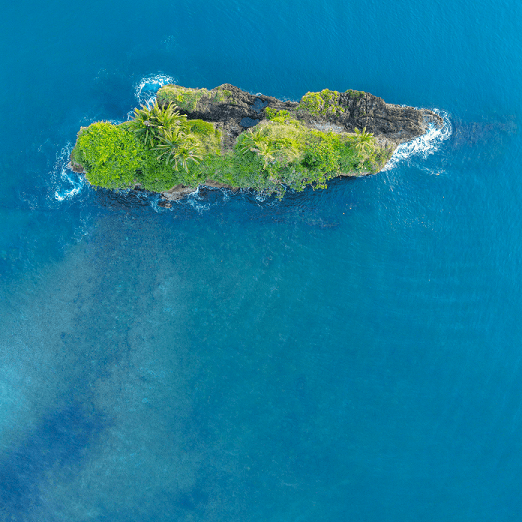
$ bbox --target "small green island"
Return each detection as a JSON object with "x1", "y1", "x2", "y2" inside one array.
[{"x1": 70, "y1": 83, "x2": 442, "y2": 203}]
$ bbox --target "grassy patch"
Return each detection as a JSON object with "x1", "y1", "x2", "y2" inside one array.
[
  {"x1": 156, "y1": 85, "x2": 236, "y2": 111},
  {"x1": 156, "y1": 85, "x2": 210, "y2": 112}
]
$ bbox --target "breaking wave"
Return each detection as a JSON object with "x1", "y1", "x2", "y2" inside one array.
[
  {"x1": 384, "y1": 109, "x2": 452, "y2": 171},
  {"x1": 134, "y1": 74, "x2": 176, "y2": 106},
  {"x1": 52, "y1": 144, "x2": 85, "y2": 202},
  {"x1": 150, "y1": 187, "x2": 210, "y2": 214}
]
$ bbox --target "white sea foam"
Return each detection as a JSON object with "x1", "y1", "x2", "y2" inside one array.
[
  {"x1": 150, "y1": 197, "x2": 165, "y2": 213},
  {"x1": 220, "y1": 188, "x2": 231, "y2": 203},
  {"x1": 151, "y1": 187, "x2": 211, "y2": 213},
  {"x1": 134, "y1": 74, "x2": 176, "y2": 106},
  {"x1": 52, "y1": 143, "x2": 85, "y2": 202},
  {"x1": 383, "y1": 109, "x2": 452, "y2": 171},
  {"x1": 185, "y1": 187, "x2": 211, "y2": 213},
  {"x1": 254, "y1": 191, "x2": 268, "y2": 203}
]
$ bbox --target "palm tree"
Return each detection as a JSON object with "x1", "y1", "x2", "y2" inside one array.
[
  {"x1": 352, "y1": 127, "x2": 374, "y2": 153},
  {"x1": 237, "y1": 130, "x2": 259, "y2": 156},
  {"x1": 237, "y1": 130, "x2": 276, "y2": 168},
  {"x1": 174, "y1": 141, "x2": 203, "y2": 172},
  {"x1": 255, "y1": 140, "x2": 277, "y2": 168},
  {"x1": 131, "y1": 102, "x2": 158, "y2": 147},
  {"x1": 130, "y1": 102, "x2": 186, "y2": 147},
  {"x1": 154, "y1": 129, "x2": 202, "y2": 171},
  {"x1": 152, "y1": 102, "x2": 186, "y2": 131},
  {"x1": 154, "y1": 128, "x2": 185, "y2": 166}
]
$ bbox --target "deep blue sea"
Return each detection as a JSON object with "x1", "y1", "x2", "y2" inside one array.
[{"x1": 1, "y1": 0, "x2": 522, "y2": 520}]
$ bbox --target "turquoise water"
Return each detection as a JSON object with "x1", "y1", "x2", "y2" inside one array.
[{"x1": 1, "y1": 0, "x2": 522, "y2": 520}]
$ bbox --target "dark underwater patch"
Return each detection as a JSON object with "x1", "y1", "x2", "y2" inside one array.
[{"x1": 0, "y1": 400, "x2": 106, "y2": 521}]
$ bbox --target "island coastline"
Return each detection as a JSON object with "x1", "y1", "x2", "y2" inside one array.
[{"x1": 70, "y1": 83, "x2": 443, "y2": 205}]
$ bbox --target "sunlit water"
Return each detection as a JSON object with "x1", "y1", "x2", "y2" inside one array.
[{"x1": 1, "y1": 0, "x2": 522, "y2": 520}]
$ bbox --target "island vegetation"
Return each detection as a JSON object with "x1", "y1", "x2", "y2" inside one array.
[{"x1": 71, "y1": 85, "x2": 394, "y2": 199}]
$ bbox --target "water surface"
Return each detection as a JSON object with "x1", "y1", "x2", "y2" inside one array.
[{"x1": 1, "y1": 0, "x2": 521, "y2": 520}]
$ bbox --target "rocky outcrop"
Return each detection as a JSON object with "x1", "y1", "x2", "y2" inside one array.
[
  {"x1": 155, "y1": 83, "x2": 443, "y2": 203},
  {"x1": 157, "y1": 83, "x2": 443, "y2": 151},
  {"x1": 161, "y1": 184, "x2": 200, "y2": 201}
]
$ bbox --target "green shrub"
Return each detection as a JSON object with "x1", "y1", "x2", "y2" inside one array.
[
  {"x1": 186, "y1": 119, "x2": 214, "y2": 135},
  {"x1": 302, "y1": 131, "x2": 341, "y2": 174},
  {"x1": 346, "y1": 89, "x2": 365, "y2": 100},
  {"x1": 72, "y1": 122, "x2": 143, "y2": 189},
  {"x1": 265, "y1": 108, "x2": 294, "y2": 123},
  {"x1": 184, "y1": 119, "x2": 222, "y2": 154},
  {"x1": 136, "y1": 148, "x2": 180, "y2": 192},
  {"x1": 298, "y1": 89, "x2": 345, "y2": 116}
]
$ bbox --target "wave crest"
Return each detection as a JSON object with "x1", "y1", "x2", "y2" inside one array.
[
  {"x1": 384, "y1": 109, "x2": 452, "y2": 171},
  {"x1": 52, "y1": 144, "x2": 85, "y2": 202},
  {"x1": 134, "y1": 74, "x2": 176, "y2": 106}
]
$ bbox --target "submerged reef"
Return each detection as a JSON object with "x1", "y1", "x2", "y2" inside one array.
[{"x1": 70, "y1": 83, "x2": 443, "y2": 203}]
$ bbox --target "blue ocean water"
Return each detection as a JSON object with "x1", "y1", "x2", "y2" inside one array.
[{"x1": 1, "y1": 0, "x2": 522, "y2": 520}]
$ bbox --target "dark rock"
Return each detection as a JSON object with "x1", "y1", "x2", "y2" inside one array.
[
  {"x1": 161, "y1": 184, "x2": 197, "y2": 201},
  {"x1": 157, "y1": 83, "x2": 443, "y2": 151}
]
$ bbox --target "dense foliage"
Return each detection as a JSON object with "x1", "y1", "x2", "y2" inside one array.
[
  {"x1": 71, "y1": 103, "x2": 222, "y2": 192},
  {"x1": 188, "y1": 110, "x2": 391, "y2": 197},
  {"x1": 71, "y1": 122, "x2": 143, "y2": 189},
  {"x1": 71, "y1": 97, "x2": 392, "y2": 197}
]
